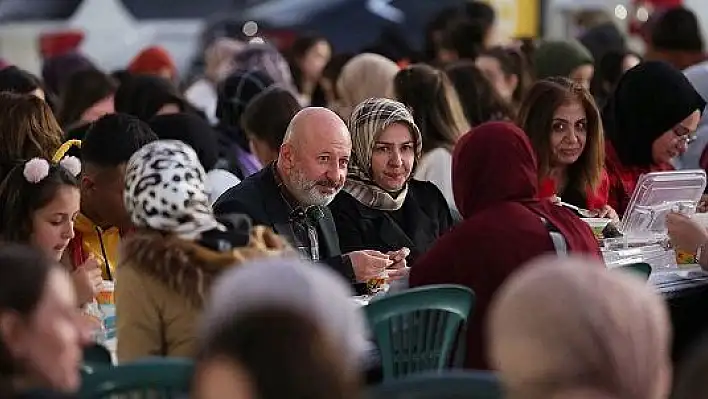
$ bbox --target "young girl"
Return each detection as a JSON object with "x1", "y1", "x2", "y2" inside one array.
[{"x1": 0, "y1": 154, "x2": 102, "y2": 305}]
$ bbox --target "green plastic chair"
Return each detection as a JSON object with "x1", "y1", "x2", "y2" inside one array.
[
  {"x1": 367, "y1": 370, "x2": 502, "y2": 399},
  {"x1": 80, "y1": 357, "x2": 193, "y2": 398},
  {"x1": 615, "y1": 262, "x2": 652, "y2": 281},
  {"x1": 364, "y1": 284, "x2": 475, "y2": 380}
]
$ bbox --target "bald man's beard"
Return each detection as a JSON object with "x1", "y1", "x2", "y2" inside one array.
[{"x1": 286, "y1": 168, "x2": 343, "y2": 207}]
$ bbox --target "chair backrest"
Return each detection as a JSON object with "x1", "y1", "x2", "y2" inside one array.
[
  {"x1": 615, "y1": 262, "x2": 652, "y2": 281},
  {"x1": 364, "y1": 284, "x2": 475, "y2": 380},
  {"x1": 367, "y1": 370, "x2": 502, "y2": 399},
  {"x1": 83, "y1": 343, "x2": 113, "y2": 365},
  {"x1": 80, "y1": 357, "x2": 193, "y2": 398}
]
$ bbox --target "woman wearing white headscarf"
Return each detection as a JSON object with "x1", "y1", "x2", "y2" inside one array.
[
  {"x1": 115, "y1": 140, "x2": 289, "y2": 362},
  {"x1": 488, "y1": 255, "x2": 672, "y2": 399}
]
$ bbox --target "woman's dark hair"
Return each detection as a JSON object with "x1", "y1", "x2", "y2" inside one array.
[
  {"x1": 480, "y1": 46, "x2": 532, "y2": 108},
  {"x1": 242, "y1": 87, "x2": 302, "y2": 152},
  {"x1": 0, "y1": 161, "x2": 79, "y2": 243},
  {"x1": 287, "y1": 34, "x2": 330, "y2": 92},
  {"x1": 149, "y1": 112, "x2": 219, "y2": 170},
  {"x1": 439, "y1": 18, "x2": 487, "y2": 61},
  {"x1": 57, "y1": 68, "x2": 117, "y2": 128},
  {"x1": 594, "y1": 50, "x2": 642, "y2": 104},
  {"x1": 0, "y1": 245, "x2": 58, "y2": 394},
  {"x1": 424, "y1": 7, "x2": 462, "y2": 62},
  {"x1": 393, "y1": 64, "x2": 470, "y2": 153},
  {"x1": 0, "y1": 66, "x2": 43, "y2": 95},
  {"x1": 0, "y1": 92, "x2": 63, "y2": 182},
  {"x1": 197, "y1": 308, "x2": 358, "y2": 399},
  {"x1": 445, "y1": 61, "x2": 515, "y2": 127},
  {"x1": 114, "y1": 74, "x2": 198, "y2": 122},
  {"x1": 516, "y1": 77, "x2": 604, "y2": 193}
]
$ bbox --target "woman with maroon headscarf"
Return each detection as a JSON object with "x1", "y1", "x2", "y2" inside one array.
[{"x1": 409, "y1": 121, "x2": 600, "y2": 370}]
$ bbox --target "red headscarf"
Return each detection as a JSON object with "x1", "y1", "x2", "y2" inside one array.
[
  {"x1": 410, "y1": 121, "x2": 601, "y2": 370},
  {"x1": 128, "y1": 46, "x2": 177, "y2": 80}
]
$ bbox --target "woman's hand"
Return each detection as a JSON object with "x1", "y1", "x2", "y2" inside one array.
[
  {"x1": 72, "y1": 257, "x2": 103, "y2": 305},
  {"x1": 666, "y1": 213, "x2": 708, "y2": 253},
  {"x1": 594, "y1": 205, "x2": 620, "y2": 223}
]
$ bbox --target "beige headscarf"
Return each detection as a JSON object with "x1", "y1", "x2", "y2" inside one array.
[
  {"x1": 335, "y1": 53, "x2": 399, "y2": 119},
  {"x1": 345, "y1": 98, "x2": 422, "y2": 211},
  {"x1": 488, "y1": 255, "x2": 671, "y2": 399}
]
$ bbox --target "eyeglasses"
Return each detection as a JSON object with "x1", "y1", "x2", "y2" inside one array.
[{"x1": 673, "y1": 126, "x2": 697, "y2": 146}]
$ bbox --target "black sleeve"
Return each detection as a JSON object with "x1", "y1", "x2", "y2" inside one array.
[
  {"x1": 321, "y1": 254, "x2": 357, "y2": 284},
  {"x1": 331, "y1": 203, "x2": 368, "y2": 254}
]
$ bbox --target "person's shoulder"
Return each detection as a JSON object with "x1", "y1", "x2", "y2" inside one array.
[
  {"x1": 408, "y1": 179, "x2": 449, "y2": 206},
  {"x1": 329, "y1": 190, "x2": 368, "y2": 217},
  {"x1": 213, "y1": 169, "x2": 270, "y2": 215}
]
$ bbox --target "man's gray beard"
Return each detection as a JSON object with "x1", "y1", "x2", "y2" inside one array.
[{"x1": 286, "y1": 168, "x2": 341, "y2": 207}]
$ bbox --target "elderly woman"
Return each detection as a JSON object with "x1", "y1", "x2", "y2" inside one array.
[
  {"x1": 489, "y1": 256, "x2": 672, "y2": 399},
  {"x1": 329, "y1": 98, "x2": 454, "y2": 268},
  {"x1": 116, "y1": 140, "x2": 288, "y2": 362}
]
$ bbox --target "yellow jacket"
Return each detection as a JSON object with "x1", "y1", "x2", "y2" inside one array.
[{"x1": 69, "y1": 213, "x2": 121, "y2": 280}]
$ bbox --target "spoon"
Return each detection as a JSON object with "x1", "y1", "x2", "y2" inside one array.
[{"x1": 559, "y1": 201, "x2": 597, "y2": 218}]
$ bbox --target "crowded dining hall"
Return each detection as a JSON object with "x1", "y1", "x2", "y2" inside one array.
[{"x1": 6, "y1": 0, "x2": 708, "y2": 397}]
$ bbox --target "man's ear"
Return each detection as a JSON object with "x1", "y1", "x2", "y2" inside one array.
[
  {"x1": 80, "y1": 174, "x2": 95, "y2": 192},
  {"x1": 279, "y1": 143, "x2": 293, "y2": 168}
]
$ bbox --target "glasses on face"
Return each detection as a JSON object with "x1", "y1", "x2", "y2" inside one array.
[{"x1": 672, "y1": 125, "x2": 697, "y2": 146}]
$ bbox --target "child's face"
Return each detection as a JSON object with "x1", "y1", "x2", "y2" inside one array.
[{"x1": 31, "y1": 186, "x2": 80, "y2": 261}]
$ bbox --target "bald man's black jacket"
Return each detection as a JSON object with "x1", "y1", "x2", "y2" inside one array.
[{"x1": 213, "y1": 166, "x2": 356, "y2": 283}]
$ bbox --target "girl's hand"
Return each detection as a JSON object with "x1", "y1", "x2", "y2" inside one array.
[{"x1": 72, "y1": 257, "x2": 103, "y2": 305}]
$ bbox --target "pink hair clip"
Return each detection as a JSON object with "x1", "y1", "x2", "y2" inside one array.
[
  {"x1": 23, "y1": 158, "x2": 50, "y2": 183},
  {"x1": 58, "y1": 156, "x2": 81, "y2": 177}
]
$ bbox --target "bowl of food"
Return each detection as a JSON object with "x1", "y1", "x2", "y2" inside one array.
[{"x1": 581, "y1": 218, "x2": 612, "y2": 239}]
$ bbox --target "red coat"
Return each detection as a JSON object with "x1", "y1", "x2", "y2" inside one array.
[{"x1": 410, "y1": 122, "x2": 601, "y2": 370}]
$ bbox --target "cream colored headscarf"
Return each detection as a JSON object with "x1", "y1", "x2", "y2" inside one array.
[
  {"x1": 345, "y1": 98, "x2": 422, "y2": 211},
  {"x1": 335, "y1": 53, "x2": 399, "y2": 119},
  {"x1": 488, "y1": 255, "x2": 671, "y2": 399}
]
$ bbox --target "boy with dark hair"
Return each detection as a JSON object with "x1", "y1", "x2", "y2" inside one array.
[{"x1": 68, "y1": 113, "x2": 158, "y2": 279}]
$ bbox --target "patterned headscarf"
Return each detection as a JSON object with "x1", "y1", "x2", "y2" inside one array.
[
  {"x1": 124, "y1": 140, "x2": 223, "y2": 240},
  {"x1": 345, "y1": 98, "x2": 422, "y2": 211}
]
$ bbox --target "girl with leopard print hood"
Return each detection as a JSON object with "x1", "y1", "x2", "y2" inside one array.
[{"x1": 115, "y1": 140, "x2": 290, "y2": 362}]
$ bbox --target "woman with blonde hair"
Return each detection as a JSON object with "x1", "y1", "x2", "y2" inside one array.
[
  {"x1": 393, "y1": 64, "x2": 470, "y2": 212},
  {"x1": 0, "y1": 92, "x2": 63, "y2": 181},
  {"x1": 335, "y1": 53, "x2": 399, "y2": 119},
  {"x1": 488, "y1": 256, "x2": 672, "y2": 399}
]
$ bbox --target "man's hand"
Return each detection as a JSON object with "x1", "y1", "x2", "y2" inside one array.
[
  {"x1": 386, "y1": 247, "x2": 410, "y2": 280},
  {"x1": 347, "y1": 250, "x2": 392, "y2": 282}
]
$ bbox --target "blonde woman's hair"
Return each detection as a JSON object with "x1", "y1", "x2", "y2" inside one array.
[
  {"x1": 0, "y1": 92, "x2": 63, "y2": 180},
  {"x1": 393, "y1": 64, "x2": 470, "y2": 153}
]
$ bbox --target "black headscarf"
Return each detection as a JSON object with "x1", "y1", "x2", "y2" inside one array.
[
  {"x1": 603, "y1": 61, "x2": 706, "y2": 167},
  {"x1": 149, "y1": 113, "x2": 219, "y2": 171},
  {"x1": 114, "y1": 74, "x2": 192, "y2": 122},
  {"x1": 215, "y1": 69, "x2": 275, "y2": 150}
]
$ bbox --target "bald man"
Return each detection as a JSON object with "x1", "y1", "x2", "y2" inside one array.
[{"x1": 215, "y1": 107, "x2": 395, "y2": 286}]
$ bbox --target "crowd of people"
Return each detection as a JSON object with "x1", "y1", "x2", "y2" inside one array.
[{"x1": 3, "y1": 1, "x2": 708, "y2": 398}]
